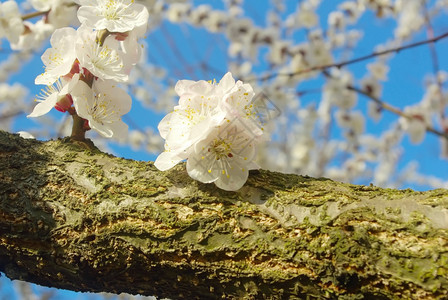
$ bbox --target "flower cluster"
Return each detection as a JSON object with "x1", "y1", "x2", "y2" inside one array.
[
  {"x1": 0, "y1": 0, "x2": 77, "y2": 51},
  {"x1": 0, "y1": 1, "x2": 24, "y2": 47},
  {"x1": 29, "y1": 0, "x2": 149, "y2": 139},
  {"x1": 155, "y1": 72, "x2": 265, "y2": 191}
]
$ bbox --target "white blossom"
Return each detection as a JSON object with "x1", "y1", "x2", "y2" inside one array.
[
  {"x1": 11, "y1": 20, "x2": 54, "y2": 51},
  {"x1": 285, "y1": 2, "x2": 319, "y2": 30},
  {"x1": 368, "y1": 101, "x2": 382, "y2": 122},
  {"x1": 189, "y1": 5, "x2": 211, "y2": 26},
  {"x1": 335, "y1": 110, "x2": 365, "y2": 135},
  {"x1": 323, "y1": 69, "x2": 357, "y2": 109},
  {"x1": 29, "y1": 0, "x2": 61, "y2": 12},
  {"x1": 394, "y1": 0, "x2": 424, "y2": 39},
  {"x1": 203, "y1": 10, "x2": 228, "y2": 32},
  {"x1": 154, "y1": 78, "x2": 227, "y2": 171},
  {"x1": 421, "y1": 84, "x2": 444, "y2": 113},
  {"x1": 367, "y1": 61, "x2": 389, "y2": 81},
  {"x1": 72, "y1": 79, "x2": 132, "y2": 138},
  {"x1": 75, "y1": 25, "x2": 128, "y2": 82},
  {"x1": 297, "y1": 2, "x2": 319, "y2": 29},
  {"x1": 29, "y1": 0, "x2": 78, "y2": 28},
  {"x1": 399, "y1": 106, "x2": 430, "y2": 144},
  {"x1": 328, "y1": 11, "x2": 345, "y2": 30},
  {"x1": 0, "y1": 1, "x2": 24, "y2": 45},
  {"x1": 35, "y1": 27, "x2": 77, "y2": 85},
  {"x1": 308, "y1": 31, "x2": 333, "y2": 67},
  {"x1": 77, "y1": 0, "x2": 149, "y2": 33},
  {"x1": 338, "y1": 1, "x2": 364, "y2": 24},
  {"x1": 186, "y1": 123, "x2": 259, "y2": 191},
  {"x1": 17, "y1": 131, "x2": 35, "y2": 139},
  {"x1": 155, "y1": 72, "x2": 263, "y2": 191},
  {"x1": 48, "y1": 1, "x2": 79, "y2": 28},
  {"x1": 360, "y1": 76, "x2": 382, "y2": 99},
  {"x1": 28, "y1": 74, "x2": 80, "y2": 118},
  {"x1": 166, "y1": 3, "x2": 191, "y2": 23},
  {"x1": 119, "y1": 31, "x2": 143, "y2": 73}
]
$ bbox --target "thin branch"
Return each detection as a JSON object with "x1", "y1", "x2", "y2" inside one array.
[
  {"x1": 296, "y1": 87, "x2": 322, "y2": 97},
  {"x1": 345, "y1": 84, "x2": 448, "y2": 140},
  {"x1": 21, "y1": 2, "x2": 78, "y2": 20},
  {"x1": 22, "y1": 10, "x2": 49, "y2": 20},
  {"x1": 249, "y1": 31, "x2": 448, "y2": 82},
  {"x1": 148, "y1": 34, "x2": 186, "y2": 78},
  {"x1": 160, "y1": 24, "x2": 196, "y2": 78},
  {"x1": 422, "y1": 3, "x2": 445, "y2": 120}
]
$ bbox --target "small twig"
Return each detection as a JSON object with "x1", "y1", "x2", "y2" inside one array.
[
  {"x1": 320, "y1": 70, "x2": 448, "y2": 140},
  {"x1": 296, "y1": 88, "x2": 322, "y2": 97},
  {"x1": 160, "y1": 24, "x2": 196, "y2": 78},
  {"x1": 69, "y1": 113, "x2": 96, "y2": 150},
  {"x1": 423, "y1": 3, "x2": 445, "y2": 120},
  {"x1": 22, "y1": 10, "x2": 49, "y2": 20},
  {"x1": 345, "y1": 84, "x2": 448, "y2": 140},
  {"x1": 70, "y1": 113, "x2": 87, "y2": 141},
  {"x1": 21, "y1": 2, "x2": 79, "y2": 20},
  {"x1": 248, "y1": 31, "x2": 448, "y2": 82}
]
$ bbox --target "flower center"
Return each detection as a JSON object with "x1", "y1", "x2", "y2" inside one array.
[
  {"x1": 209, "y1": 139, "x2": 232, "y2": 160},
  {"x1": 103, "y1": 0, "x2": 120, "y2": 20},
  {"x1": 36, "y1": 80, "x2": 63, "y2": 103},
  {"x1": 89, "y1": 93, "x2": 118, "y2": 125}
]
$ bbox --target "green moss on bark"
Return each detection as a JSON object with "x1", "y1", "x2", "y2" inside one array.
[{"x1": 0, "y1": 130, "x2": 447, "y2": 299}]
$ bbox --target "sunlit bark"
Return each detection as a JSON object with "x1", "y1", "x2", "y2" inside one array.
[{"x1": 0, "y1": 130, "x2": 447, "y2": 299}]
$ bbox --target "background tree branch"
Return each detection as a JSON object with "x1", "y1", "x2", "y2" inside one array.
[{"x1": 0, "y1": 130, "x2": 447, "y2": 299}]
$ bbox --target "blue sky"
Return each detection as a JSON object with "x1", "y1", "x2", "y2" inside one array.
[{"x1": 1, "y1": 0, "x2": 448, "y2": 299}]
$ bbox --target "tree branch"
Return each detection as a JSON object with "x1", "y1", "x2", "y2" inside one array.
[
  {"x1": 251, "y1": 31, "x2": 448, "y2": 82},
  {"x1": 22, "y1": 10, "x2": 49, "y2": 21},
  {"x1": 345, "y1": 84, "x2": 448, "y2": 140},
  {"x1": 0, "y1": 130, "x2": 447, "y2": 299}
]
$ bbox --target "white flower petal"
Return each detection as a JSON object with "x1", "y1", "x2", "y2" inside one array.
[
  {"x1": 186, "y1": 154, "x2": 219, "y2": 184},
  {"x1": 17, "y1": 131, "x2": 35, "y2": 139},
  {"x1": 214, "y1": 165, "x2": 249, "y2": 191},
  {"x1": 155, "y1": 151, "x2": 186, "y2": 171},
  {"x1": 35, "y1": 27, "x2": 77, "y2": 86},
  {"x1": 27, "y1": 93, "x2": 59, "y2": 118},
  {"x1": 72, "y1": 80, "x2": 94, "y2": 118},
  {"x1": 218, "y1": 72, "x2": 236, "y2": 92},
  {"x1": 175, "y1": 80, "x2": 197, "y2": 96}
]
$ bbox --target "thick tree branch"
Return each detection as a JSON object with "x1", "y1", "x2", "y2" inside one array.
[{"x1": 0, "y1": 130, "x2": 447, "y2": 299}]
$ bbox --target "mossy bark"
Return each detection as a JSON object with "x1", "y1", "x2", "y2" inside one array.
[{"x1": 0, "y1": 130, "x2": 447, "y2": 299}]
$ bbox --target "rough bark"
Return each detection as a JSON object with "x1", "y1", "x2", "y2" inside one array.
[{"x1": 0, "y1": 130, "x2": 447, "y2": 299}]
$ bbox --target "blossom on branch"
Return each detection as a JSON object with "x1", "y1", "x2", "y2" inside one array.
[
  {"x1": 75, "y1": 25, "x2": 128, "y2": 82},
  {"x1": 35, "y1": 27, "x2": 77, "y2": 85},
  {"x1": 155, "y1": 72, "x2": 265, "y2": 191},
  {"x1": 0, "y1": 1, "x2": 25, "y2": 46},
  {"x1": 71, "y1": 79, "x2": 131, "y2": 138},
  {"x1": 28, "y1": 74, "x2": 80, "y2": 118},
  {"x1": 186, "y1": 122, "x2": 259, "y2": 191},
  {"x1": 30, "y1": 0, "x2": 150, "y2": 141},
  {"x1": 77, "y1": 0, "x2": 149, "y2": 33}
]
